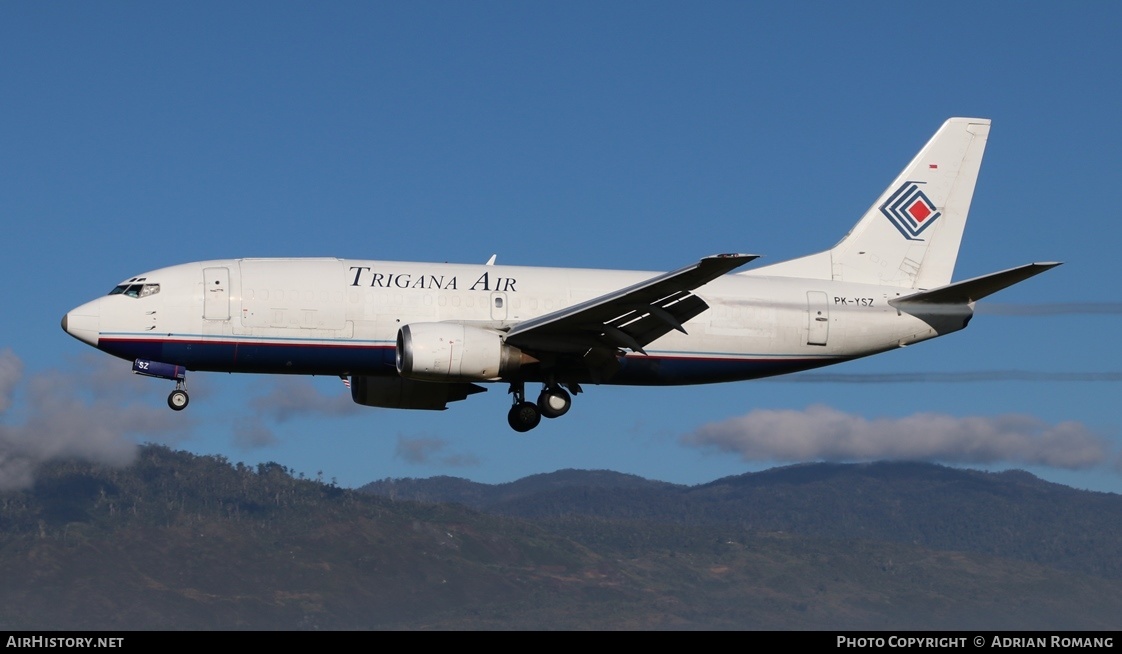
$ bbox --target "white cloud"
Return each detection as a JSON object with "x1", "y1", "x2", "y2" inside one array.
[
  {"x1": 0, "y1": 349, "x2": 21, "y2": 413},
  {"x1": 232, "y1": 416, "x2": 277, "y2": 450},
  {"x1": 249, "y1": 377, "x2": 360, "y2": 423},
  {"x1": 395, "y1": 435, "x2": 444, "y2": 464},
  {"x1": 0, "y1": 350, "x2": 193, "y2": 491},
  {"x1": 218, "y1": 376, "x2": 360, "y2": 451},
  {"x1": 684, "y1": 404, "x2": 1114, "y2": 470},
  {"x1": 395, "y1": 434, "x2": 479, "y2": 467}
]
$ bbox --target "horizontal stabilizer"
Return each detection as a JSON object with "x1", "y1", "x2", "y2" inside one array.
[{"x1": 889, "y1": 262, "x2": 1061, "y2": 307}]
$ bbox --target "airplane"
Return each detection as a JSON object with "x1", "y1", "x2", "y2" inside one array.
[{"x1": 62, "y1": 117, "x2": 1059, "y2": 432}]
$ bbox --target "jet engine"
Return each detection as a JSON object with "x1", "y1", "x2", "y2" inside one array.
[{"x1": 396, "y1": 323, "x2": 534, "y2": 382}]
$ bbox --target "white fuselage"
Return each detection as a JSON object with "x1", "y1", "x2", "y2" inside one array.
[{"x1": 64, "y1": 257, "x2": 964, "y2": 386}]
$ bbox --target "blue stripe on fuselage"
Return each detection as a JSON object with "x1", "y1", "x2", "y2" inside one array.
[
  {"x1": 98, "y1": 335, "x2": 396, "y2": 375},
  {"x1": 97, "y1": 335, "x2": 845, "y2": 383}
]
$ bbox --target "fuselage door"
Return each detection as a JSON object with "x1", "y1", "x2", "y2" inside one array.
[
  {"x1": 203, "y1": 267, "x2": 231, "y2": 320},
  {"x1": 806, "y1": 291, "x2": 829, "y2": 346}
]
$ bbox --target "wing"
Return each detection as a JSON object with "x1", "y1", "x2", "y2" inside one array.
[{"x1": 505, "y1": 253, "x2": 757, "y2": 355}]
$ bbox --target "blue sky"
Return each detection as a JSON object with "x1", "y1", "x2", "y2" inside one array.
[{"x1": 2, "y1": 3, "x2": 1119, "y2": 492}]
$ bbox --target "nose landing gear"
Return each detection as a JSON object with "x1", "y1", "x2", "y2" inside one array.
[
  {"x1": 167, "y1": 380, "x2": 189, "y2": 411},
  {"x1": 132, "y1": 359, "x2": 190, "y2": 412}
]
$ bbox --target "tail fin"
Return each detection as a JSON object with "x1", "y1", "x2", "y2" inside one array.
[{"x1": 756, "y1": 117, "x2": 991, "y2": 289}]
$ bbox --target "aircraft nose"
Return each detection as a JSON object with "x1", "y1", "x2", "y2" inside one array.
[{"x1": 62, "y1": 299, "x2": 101, "y2": 346}]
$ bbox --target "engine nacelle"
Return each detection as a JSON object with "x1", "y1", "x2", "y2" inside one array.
[
  {"x1": 396, "y1": 323, "x2": 533, "y2": 382},
  {"x1": 349, "y1": 375, "x2": 484, "y2": 410}
]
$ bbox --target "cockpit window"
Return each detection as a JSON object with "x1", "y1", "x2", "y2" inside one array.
[{"x1": 108, "y1": 283, "x2": 160, "y2": 298}]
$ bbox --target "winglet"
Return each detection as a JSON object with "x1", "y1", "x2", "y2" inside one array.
[{"x1": 485, "y1": 254, "x2": 497, "y2": 266}]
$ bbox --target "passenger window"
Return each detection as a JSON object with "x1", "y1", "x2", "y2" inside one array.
[{"x1": 494, "y1": 297, "x2": 504, "y2": 308}]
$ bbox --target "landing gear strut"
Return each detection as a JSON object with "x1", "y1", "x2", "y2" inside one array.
[{"x1": 507, "y1": 381, "x2": 541, "y2": 432}]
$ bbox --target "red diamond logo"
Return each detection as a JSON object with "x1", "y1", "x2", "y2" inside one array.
[{"x1": 908, "y1": 200, "x2": 932, "y2": 223}]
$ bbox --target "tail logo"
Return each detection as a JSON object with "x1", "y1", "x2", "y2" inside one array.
[{"x1": 880, "y1": 181, "x2": 941, "y2": 240}]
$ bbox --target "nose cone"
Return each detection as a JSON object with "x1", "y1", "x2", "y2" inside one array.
[{"x1": 62, "y1": 299, "x2": 101, "y2": 346}]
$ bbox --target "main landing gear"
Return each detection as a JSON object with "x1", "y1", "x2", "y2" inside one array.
[{"x1": 506, "y1": 381, "x2": 578, "y2": 432}]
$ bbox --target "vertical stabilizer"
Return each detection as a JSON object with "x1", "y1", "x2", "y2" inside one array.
[{"x1": 756, "y1": 118, "x2": 991, "y2": 289}]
